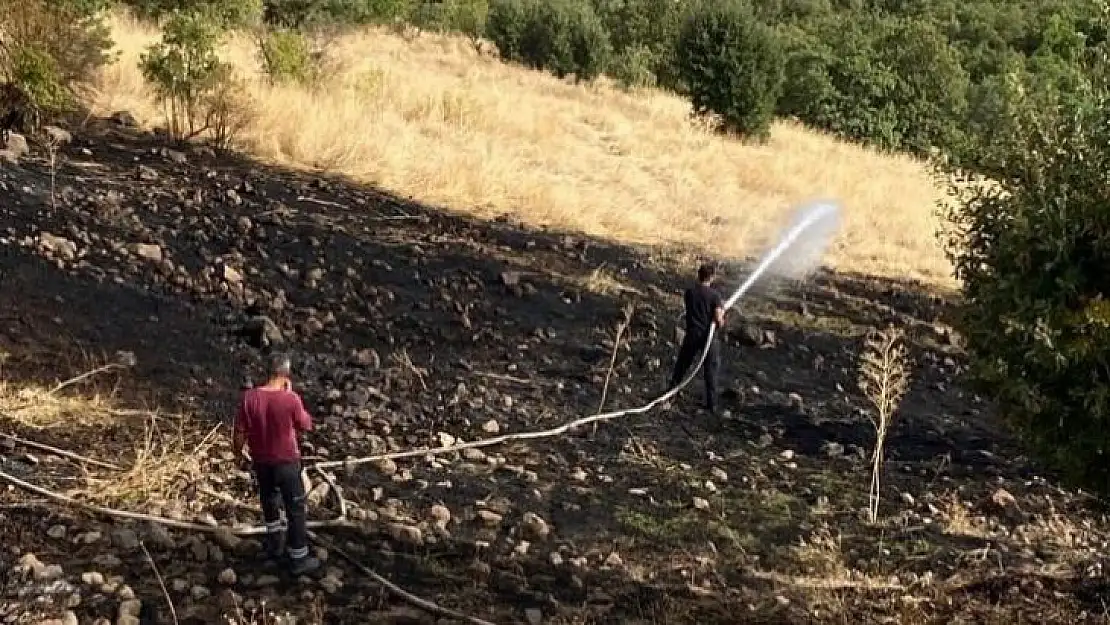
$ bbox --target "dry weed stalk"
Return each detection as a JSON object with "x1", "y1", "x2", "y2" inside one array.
[
  {"x1": 35, "y1": 131, "x2": 62, "y2": 210},
  {"x1": 389, "y1": 349, "x2": 428, "y2": 391},
  {"x1": 592, "y1": 303, "x2": 635, "y2": 436},
  {"x1": 88, "y1": 414, "x2": 219, "y2": 507},
  {"x1": 857, "y1": 325, "x2": 910, "y2": 523},
  {"x1": 140, "y1": 541, "x2": 179, "y2": 625}
]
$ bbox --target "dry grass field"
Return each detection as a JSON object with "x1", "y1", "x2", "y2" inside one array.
[{"x1": 85, "y1": 13, "x2": 953, "y2": 287}]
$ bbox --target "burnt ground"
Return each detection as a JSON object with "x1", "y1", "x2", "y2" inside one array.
[{"x1": 0, "y1": 121, "x2": 1109, "y2": 625}]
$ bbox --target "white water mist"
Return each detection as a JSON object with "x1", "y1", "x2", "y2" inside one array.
[{"x1": 723, "y1": 199, "x2": 842, "y2": 310}]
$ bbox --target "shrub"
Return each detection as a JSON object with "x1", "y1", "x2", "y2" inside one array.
[
  {"x1": 0, "y1": 0, "x2": 114, "y2": 113},
  {"x1": 939, "y1": 56, "x2": 1110, "y2": 493},
  {"x1": 203, "y1": 70, "x2": 255, "y2": 151},
  {"x1": 408, "y1": 0, "x2": 489, "y2": 35},
  {"x1": 258, "y1": 28, "x2": 317, "y2": 85},
  {"x1": 263, "y1": 0, "x2": 409, "y2": 28},
  {"x1": 485, "y1": 0, "x2": 530, "y2": 59},
  {"x1": 592, "y1": 0, "x2": 687, "y2": 87},
  {"x1": 122, "y1": 0, "x2": 263, "y2": 27},
  {"x1": 139, "y1": 10, "x2": 234, "y2": 140},
  {"x1": 609, "y1": 43, "x2": 657, "y2": 89},
  {"x1": 777, "y1": 15, "x2": 968, "y2": 155},
  {"x1": 675, "y1": 0, "x2": 785, "y2": 140},
  {"x1": 488, "y1": 0, "x2": 611, "y2": 82}
]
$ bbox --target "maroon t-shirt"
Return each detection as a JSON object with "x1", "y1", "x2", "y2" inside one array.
[{"x1": 234, "y1": 387, "x2": 313, "y2": 464}]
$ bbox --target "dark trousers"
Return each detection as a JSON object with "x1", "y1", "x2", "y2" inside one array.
[
  {"x1": 254, "y1": 460, "x2": 309, "y2": 559},
  {"x1": 669, "y1": 331, "x2": 721, "y2": 412}
]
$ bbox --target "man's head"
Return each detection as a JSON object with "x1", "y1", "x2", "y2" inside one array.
[
  {"x1": 269, "y1": 352, "x2": 293, "y2": 383},
  {"x1": 697, "y1": 262, "x2": 716, "y2": 284}
]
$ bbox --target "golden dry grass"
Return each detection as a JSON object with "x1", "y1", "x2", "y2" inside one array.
[
  {"x1": 0, "y1": 359, "x2": 217, "y2": 508},
  {"x1": 86, "y1": 13, "x2": 953, "y2": 286}
]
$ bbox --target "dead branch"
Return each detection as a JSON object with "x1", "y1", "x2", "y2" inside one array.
[
  {"x1": 596, "y1": 303, "x2": 635, "y2": 415},
  {"x1": 314, "y1": 466, "x2": 348, "y2": 520},
  {"x1": 140, "y1": 541, "x2": 180, "y2": 625},
  {"x1": 747, "y1": 569, "x2": 905, "y2": 591},
  {"x1": 295, "y1": 195, "x2": 346, "y2": 210},
  {"x1": 308, "y1": 531, "x2": 496, "y2": 625},
  {"x1": 48, "y1": 355, "x2": 135, "y2": 396},
  {"x1": 473, "y1": 372, "x2": 539, "y2": 385},
  {"x1": 0, "y1": 468, "x2": 351, "y2": 535},
  {"x1": 0, "y1": 431, "x2": 122, "y2": 470}
]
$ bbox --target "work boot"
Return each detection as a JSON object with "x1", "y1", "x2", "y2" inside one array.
[{"x1": 289, "y1": 554, "x2": 321, "y2": 576}]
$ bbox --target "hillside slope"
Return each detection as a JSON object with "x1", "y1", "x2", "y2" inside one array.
[
  {"x1": 87, "y1": 14, "x2": 952, "y2": 288},
  {"x1": 0, "y1": 117, "x2": 1105, "y2": 624}
]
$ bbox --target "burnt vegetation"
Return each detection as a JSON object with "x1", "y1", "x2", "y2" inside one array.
[{"x1": 0, "y1": 0, "x2": 1109, "y2": 624}]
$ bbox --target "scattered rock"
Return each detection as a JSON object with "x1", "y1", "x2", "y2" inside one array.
[
  {"x1": 137, "y1": 165, "x2": 158, "y2": 181},
  {"x1": 374, "y1": 458, "x2": 398, "y2": 476},
  {"x1": 43, "y1": 126, "x2": 73, "y2": 145},
  {"x1": 521, "y1": 512, "x2": 550, "y2": 540},
  {"x1": 132, "y1": 243, "x2": 163, "y2": 263},
  {"x1": 352, "y1": 348, "x2": 381, "y2": 368},
  {"x1": 222, "y1": 264, "x2": 244, "y2": 284},
  {"x1": 38, "y1": 232, "x2": 77, "y2": 261},
  {"x1": 693, "y1": 497, "x2": 710, "y2": 510},
  {"x1": 218, "y1": 568, "x2": 237, "y2": 586},
  {"x1": 388, "y1": 523, "x2": 423, "y2": 546},
  {"x1": 429, "y1": 504, "x2": 452, "y2": 527},
  {"x1": 118, "y1": 599, "x2": 142, "y2": 620},
  {"x1": 110, "y1": 528, "x2": 140, "y2": 551},
  {"x1": 4, "y1": 132, "x2": 29, "y2": 159},
  {"x1": 478, "y1": 510, "x2": 503, "y2": 527}
]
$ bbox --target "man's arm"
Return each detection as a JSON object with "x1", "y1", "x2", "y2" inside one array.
[
  {"x1": 293, "y1": 395, "x2": 314, "y2": 433},
  {"x1": 713, "y1": 292, "x2": 727, "y2": 328},
  {"x1": 232, "y1": 396, "x2": 249, "y2": 459}
]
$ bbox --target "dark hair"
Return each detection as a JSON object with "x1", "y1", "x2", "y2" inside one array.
[
  {"x1": 697, "y1": 262, "x2": 716, "y2": 282},
  {"x1": 270, "y1": 352, "x2": 293, "y2": 377}
]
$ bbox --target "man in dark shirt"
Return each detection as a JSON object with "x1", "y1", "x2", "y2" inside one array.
[
  {"x1": 669, "y1": 263, "x2": 727, "y2": 415},
  {"x1": 233, "y1": 353, "x2": 321, "y2": 576}
]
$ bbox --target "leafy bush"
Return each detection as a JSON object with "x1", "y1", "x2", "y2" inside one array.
[
  {"x1": 592, "y1": 0, "x2": 687, "y2": 88},
  {"x1": 777, "y1": 16, "x2": 968, "y2": 154},
  {"x1": 939, "y1": 56, "x2": 1110, "y2": 492},
  {"x1": 140, "y1": 11, "x2": 234, "y2": 140},
  {"x1": 258, "y1": 28, "x2": 317, "y2": 85},
  {"x1": 203, "y1": 71, "x2": 255, "y2": 150},
  {"x1": 609, "y1": 43, "x2": 657, "y2": 89},
  {"x1": 0, "y1": 0, "x2": 115, "y2": 112},
  {"x1": 263, "y1": 0, "x2": 409, "y2": 28},
  {"x1": 675, "y1": 0, "x2": 785, "y2": 140},
  {"x1": 122, "y1": 0, "x2": 263, "y2": 27},
  {"x1": 408, "y1": 0, "x2": 489, "y2": 35},
  {"x1": 487, "y1": 0, "x2": 611, "y2": 82},
  {"x1": 485, "y1": 0, "x2": 530, "y2": 58}
]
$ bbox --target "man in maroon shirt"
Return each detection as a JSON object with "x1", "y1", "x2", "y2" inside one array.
[{"x1": 233, "y1": 353, "x2": 320, "y2": 576}]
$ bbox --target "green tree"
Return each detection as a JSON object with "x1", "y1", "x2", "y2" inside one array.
[
  {"x1": 0, "y1": 0, "x2": 115, "y2": 113},
  {"x1": 122, "y1": 0, "x2": 263, "y2": 26},
  {"x1": 675, "y1": 0, "x2": 786, "y2": 140},
  {"x1": 139, "y1": 10, "x2": 232, "y2": 140},
  {"x1": 939, "y1": 49, "x2": 1110, "y2": 492},
  {"x1": 487, "y1": 0, "x2": 611, "y2": 82},
  {"x1": 777, "y1": 15, "x2": 968, "y2": 154}
]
